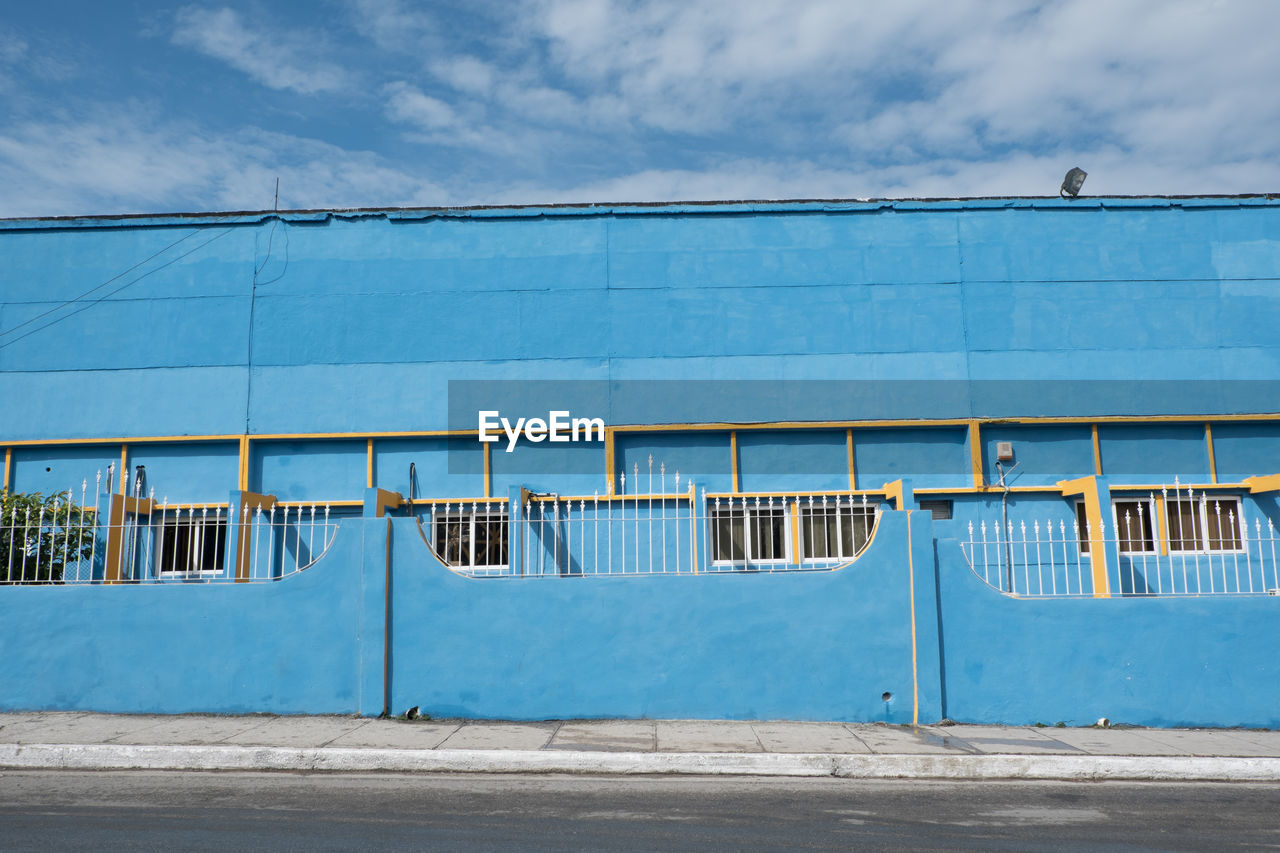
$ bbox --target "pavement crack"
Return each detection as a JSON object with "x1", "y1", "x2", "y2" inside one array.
[{"x1": 318, "y1": 719, "x2": 370, "y2": 748}]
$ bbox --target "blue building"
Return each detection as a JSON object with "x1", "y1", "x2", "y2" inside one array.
[{"x1": 2, "y1": 195, "x2": 1280, "y2": 726}]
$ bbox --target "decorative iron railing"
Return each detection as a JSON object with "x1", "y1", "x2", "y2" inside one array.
[
  {"x1": 424, "y1": 461, "x2": 882, "y2": 577},
  {"x1": 961, "y1": 482, "x2": 1279, "y2": 597},
  {"x1": 2, "y1": 476, "x2": 338, "y2": 584}
]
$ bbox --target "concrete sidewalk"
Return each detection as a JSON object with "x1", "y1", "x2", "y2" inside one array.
[{"x1": 2, "y1": 713, "x2": 1279, "y2": 781}]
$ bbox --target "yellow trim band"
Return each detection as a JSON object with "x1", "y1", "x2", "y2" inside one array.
[
  {"x1": 906, "y1": 510, "x2": 919, "y2": 727},
  {"x1": 7, "y1": 412, "x2": 1280, "y2": 448}
]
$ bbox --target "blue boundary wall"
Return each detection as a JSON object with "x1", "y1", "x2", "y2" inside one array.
[
  {"x1": 0, "y1": 512, "x2": 947, "y2": 723},
  {"x1": 385, "y1": 511, "x2": 940, "y2": 723},
  {"x1": 936, "y1": 533, "x2": 1280, "y2": 728},
  {"x1": 3, "y1": 510, "x2": 1279, "y2": 726},
  {"x1": 0, "y1": 525, "x2": 366, "y2": 715}
]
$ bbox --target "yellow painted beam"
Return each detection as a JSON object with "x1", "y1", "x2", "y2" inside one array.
[
  {"x1": 730, "y1": 431, "x2": 739, "y2": 494},
  {"x1": 2, "y1": 447, "x2": 10, "y2": 492},
  {"x1": 883, "y1": 479, "x2": 904, "y2": 510},
  {"x1": 366, "y1": 439, "x2": 375, "y2": 489},
  {"x1": 3, "y1": 435, "x2": 244, "y2": 447},
  {"x1": 103, "y1": 494, "x2": 156, "y2": 583},
  {"x1": 234, "y1": 491, "x2": 278, "y2": 582},
  {"x1": 1092, "y1": 424, "x2": 1102, "y2": 476},
  {"x1": 118, "y1": 445, "x2": 128, "y2": 495},
  {"x1": 371, "y1": 488, "x2": 405, "y2": 518},
  {"x1": 604, "y1": 427, "x2": 616, "y2": 496},
  {"x1": 690, "y1": 484, "x2": 699, "y2": 575},
  {"x1": 1205, "y1": 423, "x2": 1217, "y2": 484},
  {"x1": 483, "y1": 441, "x2": 491, "y2": 499},
  {"x1": 1057, "y1": 475, "x2": 1110, "y2": 598},
  {"x1": 791, "y1": 500, "x2": 801, "y2": 565},
  {"x1": 1244, "y1": 473, "x2": 1280, "y2": 494},
  {"x1": 706, "y1": 488, "x2": 884, "y2": 499},
  {"x1": 846, "y1": 429, "x2": 856, "y2": 491},
  {"x1": 968, "y1": 422, "x2": 983, "y2": 488},
  {"x1": 237, "y1": 435, "x2": 250, "y2": 492},
  {"x1": 906, "y1": 510, "x2": 919, "y2": 727},
  {"x1": 1154, "y1": 494, "x2": 1169, "y2": 556}
]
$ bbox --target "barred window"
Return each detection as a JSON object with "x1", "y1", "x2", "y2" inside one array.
[
  {"x1": 1076, "y1": 496, "x2": 1243, "y2": 555},
  {"x1": 798, "y1": 501, "x2": 876, "y2": 560},
  {"x1": 157, "y1": 512, "x2": 227, "y2": 575},
  {"x1": 435, "y1": 509, "x2": 508, "y2": 572},
  {"x1": 710, "y1": 503, "x2": 788, "y2": 564},
  {"x1": 1166, "y1": 497, "x2": 1242, "y2": 553}
]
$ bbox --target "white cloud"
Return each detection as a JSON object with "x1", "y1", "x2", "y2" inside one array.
[
  {"x1": 171, "y1": 6, "x2": 351, "y2": 95},
  {"x1": 486, "y1": 150, "x2": 1280, "y2": 207},
  {"x1": 430, "y1": 56, "x2": 498, "y2": 97},
  {"x1": 517, "y1": 0, "x2": 1280, "y2": 172},
  {"x1": 346, "y1": 0, "x2": 437, "y2": 53},
  {"x1": 0, "y1": 31, "x2": 27, "y2": 64},
  {"x1": 384, "y1": 81, "x2": 459, "y2": 130},
  {"x1": 0, "y1": 111, "x2": 448, "y2": 218}
]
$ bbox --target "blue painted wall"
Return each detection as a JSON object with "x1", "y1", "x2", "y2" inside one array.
[
  {"x1": 5, "y1": 199, "x2": 1280, "y2": 445},
  {"x1": 5, "y1": 198, "x2": 1280, "y2": 725},
  {"x1": 0, "y1": 527, "x2": 365, "y2": 714},
  {"x1": 936, "y1": 531, "x2": 1280, "y2": 727},
  {"x1": 387, "y1": 511, "x2": 941, "y2": 722}
]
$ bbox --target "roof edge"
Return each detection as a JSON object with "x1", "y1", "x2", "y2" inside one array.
[{"x1": 2, "y1": 193, "x2": 1278, "y2": 230}]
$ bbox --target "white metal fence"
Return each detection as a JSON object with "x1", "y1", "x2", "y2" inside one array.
[
  {"x1": 2, "y1": 479, "x2": 338, "y2": 584},
  {"x1": 961, "y1": 486, "x2": 1280, "y2": 597},
  {"x1": 428, "y1": 463, "x2": 882, "y2": 577}
]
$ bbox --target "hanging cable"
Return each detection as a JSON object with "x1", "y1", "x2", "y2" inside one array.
[
  {"x1": 0, "y1": 227, "x2": 236, "y2": 351},
  {"x1": 0, "y1": 227, "x2": 208, "y2": 340}
]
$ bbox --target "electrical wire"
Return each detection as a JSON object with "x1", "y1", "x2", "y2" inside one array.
[
  {"x1": 0, "y1": 227, "x2": 236, "y2": 352},
  {"x1": 0, "y1": 227, "x2": 208, "y2": 341}
]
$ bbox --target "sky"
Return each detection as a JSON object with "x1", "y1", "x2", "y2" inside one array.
[{"x1": 1, "y1": 0, "x2": 1278, "y2": 217}]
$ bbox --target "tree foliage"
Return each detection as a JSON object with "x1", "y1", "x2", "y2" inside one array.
[{"x1": 1, "y1": 489, "x2": 99, "y2": 583}]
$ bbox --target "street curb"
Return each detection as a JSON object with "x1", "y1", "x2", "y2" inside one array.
[{"x1": 3, "y1": 743, "x2": 1280, "y2": 781}]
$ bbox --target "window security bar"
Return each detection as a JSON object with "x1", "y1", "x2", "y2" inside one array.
[
  {"x1": 428, "y1": 459, "x2": 882, "y2": 578},
  {"x1": 1, "y1": 475, "x2": 338, "y2": 585},
  {"x1": 960, "y1": 481, "x2": 1277, "y2": 597}
]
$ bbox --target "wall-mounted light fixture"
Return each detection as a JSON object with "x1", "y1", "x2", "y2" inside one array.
[{"x1": 1060, "y1": 167, "x2": 1087, "y2": 198}]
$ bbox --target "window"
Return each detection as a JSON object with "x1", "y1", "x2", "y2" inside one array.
[
  {"x1": 435, "y1": 509, "x2": 509, "y2": 571},
  {"x1": 1076, "y1": 499, "x2": 1156, "y2": 554},
  {"x1": 1112, "y1": 499, "x2": 1156, "y2": 554},
  {"x1": 1075, "y1": 496, "x2": 1243, "y2": 555},
  {"x1": 157, "y1": 512, "x2": 227, "y2": 575},
  {"x1": 798, "y1": 500, "x2": 876, "y2": 560},
  {"x1": 710, "y1": 502, "x2": 788, "y2": 565},
  {"x1": 1166, "y1": 496, "x2": 1242, "y2": 553},
  {"x1": 918, "y1": 499, "x2": 953, "y2": 521}
]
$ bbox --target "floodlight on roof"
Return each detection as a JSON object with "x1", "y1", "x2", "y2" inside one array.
[{"x1": 1060, "y1": 167, "x2": 1087, "y2": 198}]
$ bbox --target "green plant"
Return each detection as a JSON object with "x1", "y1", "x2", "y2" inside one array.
[{"x1": 1, "y1": 489, "x2": 99, "y2": 583}]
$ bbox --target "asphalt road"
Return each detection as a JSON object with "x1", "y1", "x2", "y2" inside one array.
[{"x1": 1, "y1": 771, "x2": 1278, "y2": 852}]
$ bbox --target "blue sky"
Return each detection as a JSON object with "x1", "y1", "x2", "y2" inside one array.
[{"x1": 1, "y1": 0, "x2": 1278, "y2": 217}]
